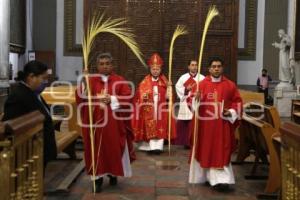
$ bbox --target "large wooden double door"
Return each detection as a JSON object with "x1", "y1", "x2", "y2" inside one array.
[{"x1": 84, "y1": 0, "x2": 238, "y2": 85}]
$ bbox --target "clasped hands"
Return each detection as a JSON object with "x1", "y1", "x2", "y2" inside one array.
[
  {"x1": 142, "y1": 81, "x2": 173, "y2": 101},
  {"x1": 194, "y1": 91, "x2": 232, "y2": 118},
  {"x1": 97, "y1": 93, "x2": 111, "y2": 104}
]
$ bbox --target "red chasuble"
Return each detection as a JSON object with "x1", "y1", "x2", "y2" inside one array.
[
  {"x1": 190, "y1": 76, "x2": 242, "y2": 168},
  {"x1": 132, "y1": 74, "x2": 176, "y2": 142},
  {"x1": 75, "y1": 73, "x2": 135, "y2": 176}
]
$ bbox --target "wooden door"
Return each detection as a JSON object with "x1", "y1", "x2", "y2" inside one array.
[
  {"x1": 84, "y1": 0, "x2": 238, "y2": 84},
  {"x1": 35, "y1": 51, "x2": 56, "y2": 83}
]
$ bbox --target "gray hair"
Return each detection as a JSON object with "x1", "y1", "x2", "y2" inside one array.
[
  {"x1": 97, "y1": 52, "x2": 113, "y2": 63},
  {"x1": 278, "y1": 29, "x2": 285, "y2": 35}
]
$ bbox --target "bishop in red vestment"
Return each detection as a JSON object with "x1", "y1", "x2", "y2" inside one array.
[
  {"x1": 188, "y1": 57, "x2": 243, "y2": 191},
  {"x1": 132, "y1": 53, "x2": 176, "y2": 154},
  {"x1": 76, "y1": 53, "x2": 135, "y2": 192}
]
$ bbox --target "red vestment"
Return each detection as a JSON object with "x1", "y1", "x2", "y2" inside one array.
[
  {"x1": 132, "y1": 74, "x2": 176, "y2": 142},
  {"x1": 190, "y1": 76, "x2": 242, "y2": 168},
  {"x1": 75, "y1": 73, "x2": 135, "y2": 176},
  {"x1": 183, "y1": 75, "x2": 197, "y2": 90}
]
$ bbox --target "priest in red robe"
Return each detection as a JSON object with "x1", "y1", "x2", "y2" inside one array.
[
  {"x1": 76, "y1": 53, "x2": 135, "y2": 192},
  {"x1": 188, "y1": 57, "x2": 243, "y2": 191},
  {"x1": 132, "y1": 53, "x2": 176, "y2": 154},
  {"x1": 175, "y1": 59, "x2": 204, "y2": 148}
]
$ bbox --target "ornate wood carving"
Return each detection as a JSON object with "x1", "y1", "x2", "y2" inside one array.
[
  {"x1": 64, "y1": 0, "x2": 82, "y2": 56},
  {"x1": 125, "y1": 0, "x2": 163, "y2": 84},
  {"x1": 83, "y1": 0, "x2": 238, "y2": 83}
]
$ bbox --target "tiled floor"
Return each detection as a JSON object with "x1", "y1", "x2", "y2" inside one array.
[{"x1": 44, "y1": 146, "x2": 274, "y2": 200}]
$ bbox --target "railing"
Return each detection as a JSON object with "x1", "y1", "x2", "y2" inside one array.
[
  {"x1": 0, "y1": 111, "x2": 44, "y2": 200},
  {"x1": 281, "y1": 122, "x2": 300, "y2": 200}
]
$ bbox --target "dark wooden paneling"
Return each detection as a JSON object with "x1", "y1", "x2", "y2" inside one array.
[
  {"x1": 35, "y1": 51, "x2": 56, "y2": 83},
  {"x1": 161, "y1": 1, "x2": 200, "y2": 83},
  {"x1": 84, "y1": 0, "x2": 125, "y2": 75},
  {"x1": 10, "y1": 0, "x2": 26, "y2": 53},
  {"x1": 84, "y1": 0, "x2": 238, "y2": 84},
  {"x1": 125, "y1": 0, "x2": 163, "y2": 84}
]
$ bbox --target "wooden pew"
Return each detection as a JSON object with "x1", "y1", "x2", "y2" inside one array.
[
  {"x1": 237, "y1": 103, "x2": 281, "y2": 162},
  {"x1": 55, "y1": 130, "x2": 78, "y2": 159},
  {"x1": 41, "y1": 85, "x2": 81, "y2": 135},
  {"x1": 235, "y1": 90, "x2": 264, "y2": 160},
  {"x1": 280, "y1": 122, "x2": 300, "y2": 200},
  {"x1": 242, "y1": 114, "x2": 281, "y2": 194},
  {"x1": 263, "y1": 104, "x2": 281, "y2": 130},
  {"x1": 238, "y1": 112, "x2": 269, "y2": 168},
  {"x1": 42, "y1": 85, "x2": 81, "y2": 158},
  {"x1": 245, "y1": 102, "x2": 281, "y2": 130},
  {"x1": 236, "y1": 103, "x2": 265, "y2": 163},
  {"x1": 239, "y1": 89, "x2": 264, "y2": 104},
  {"x1": 42, "y1": 85, "x2": 85, "y2": 193},
  {"x1": 235, "y1": 119, "x2": 257, "y2": 163},
  {"x1": 0, "y1": 111, "x2": 44, "y2": 200}
]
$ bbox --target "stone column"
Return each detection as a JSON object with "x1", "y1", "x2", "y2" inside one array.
[
  {"x1": 288, "y1": 0, "x2": 300, "y2": 87},
  {"x1": 0, "y1": 0, "x2": 10, "y2": 86},
  {"x1": 0, "y1": 0, "x2": 10, "y2": 112}
]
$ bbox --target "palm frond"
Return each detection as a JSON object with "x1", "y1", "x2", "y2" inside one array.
[
  {"x1": 168, "y1": 25, "x2": 188, "y2": 81},
  {"x1": 167, "y1": 25, "x2": 188, "y2": 156},
  {"x1": 197, "y1": 5, "x2": 219, "y2": 78},
  {"x1": 82, "y1": 13, "x2": 146, "y2": 70}
]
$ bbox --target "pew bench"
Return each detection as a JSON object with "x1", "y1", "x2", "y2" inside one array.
[
  {"x1": 0, "y1": 111, "x2": 44, "y2": 199},
  {"x1": 244, "y1": 102, "x2": 281, "y2": 130},
  {"x1": 280, "y1": 122, "x2": 300, "y2": 199},
  {"x1": 0, "y1": 111, "x2": 79, "y2": 160},
  {"x1": 236, "y1": 103, "x2": 281, "y2": 163},
  {"x1": 41, "y1": 86, "x2": 85, "y2": 193},
  {"x1": 55, "y1": 130, "x2": 79, "y2": 159},
  {"x1": 44, "y1": 125, "x2": 83, "y2": 194},
  {"x1": 241, "y1": 114, "x2": 281, "y2": 194}
]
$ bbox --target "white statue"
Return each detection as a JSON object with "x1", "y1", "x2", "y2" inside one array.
[{"x1": 272, "y1": 29, "x2": 295, "y2": 87}]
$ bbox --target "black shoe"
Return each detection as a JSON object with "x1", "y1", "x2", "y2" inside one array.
[
  {"x1": 95, "y1": 177, "x2": 103, "y2": 193},
  {"x1": 212, "y1": 183, "x2": 230, "y2": 192},
  {"x1": 203, "y1": 181, "x2": 210, "y2": 187},
  {"x1": 108, "y1": 175, "x2": 118, "y2": 186},
  {"x1": 184, "y1": 145, "x2": 190, "y2": 150},
  {"x1": 152, "y1": 149, "x2": 162, "y2": 155}
]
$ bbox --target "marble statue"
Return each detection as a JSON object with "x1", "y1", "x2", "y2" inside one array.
[{"x1": 272, "y1": 29, "x2": 295, "y2": 88}]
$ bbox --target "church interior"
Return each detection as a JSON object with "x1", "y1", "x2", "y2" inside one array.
[{"x1": 1, "y1": 0, "x2": 300, "y2": 199}]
